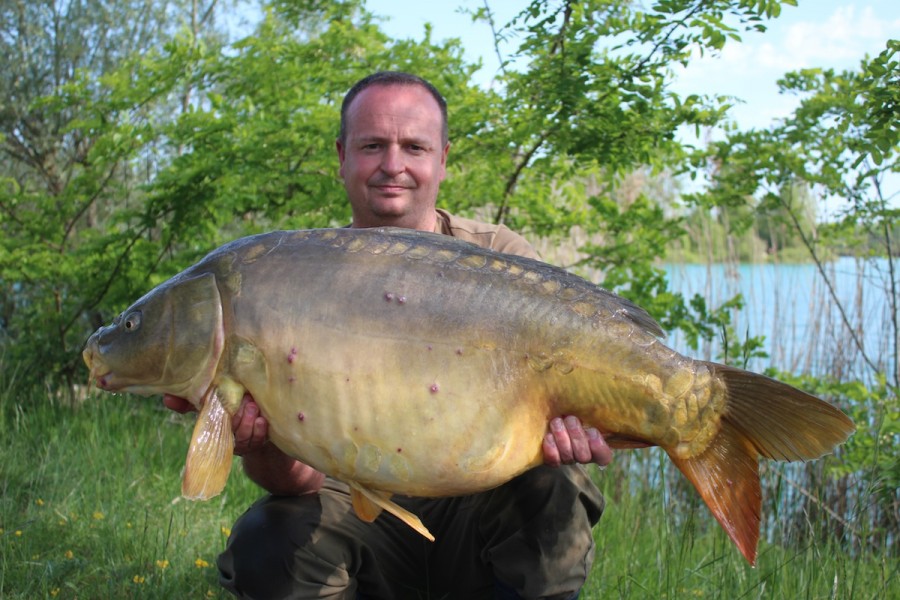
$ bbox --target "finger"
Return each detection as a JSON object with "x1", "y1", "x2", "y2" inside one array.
[
  {"x1": 586, "y1": 428, "x2": 613, "y2": 467},
  {"x1": 162, "y1": 394, "x2": 196, "y2": 414},
  {"x1": 565, "y1": 416, "x2": 592, "y2": 464},
  {"x1": 549, "y1": 417, "x2": 574, "y2": 464},
  {"x1": 249, "y1": 414, "x2": 268, "y2": 447},
  {"x1": 542, "y1": 432, "x2": 562, "y2": 467},
  {"x1": 235, "y1": 401, "x2": 258, "y2": 436}
]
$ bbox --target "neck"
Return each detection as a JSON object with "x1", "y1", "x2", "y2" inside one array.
[{"x1": 350, "y1": 211, "x2": 438, "y2": 233}]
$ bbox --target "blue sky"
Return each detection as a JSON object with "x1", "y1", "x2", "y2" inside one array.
[{"x1": 366, "y1": 1, "x2": 899, "y2": 130}]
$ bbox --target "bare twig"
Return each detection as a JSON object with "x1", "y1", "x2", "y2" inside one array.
[
  {"x1": 777, "y1": 189, "x2": 881, "y2": 375},
  {"x1": 481, "y1": 0, "x2": 507, "y2": 79}
]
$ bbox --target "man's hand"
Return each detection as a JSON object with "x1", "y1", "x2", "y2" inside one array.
[
  {"x1": 543, "y1": 416, "x2": 612, "y2": 468},
  {"x1": 163, "y1": 393, "x2": 269, "y2": 457},
  {"x1": 230, "y1": 396, "x2": 269, "y2": 456}
]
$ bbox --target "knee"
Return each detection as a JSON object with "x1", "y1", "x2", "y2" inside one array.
[
  {"x1": 217, "y1": 495, "x2": 339, "y2": 598},
  {"x1": 481, "y1": 466, "x2": 603, "y2": 598}
]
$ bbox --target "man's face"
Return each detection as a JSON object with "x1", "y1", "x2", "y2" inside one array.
[{"x1": 337, "y1": 84, "x2": 450, "y2": 230}]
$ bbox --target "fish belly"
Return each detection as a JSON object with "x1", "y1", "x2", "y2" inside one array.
[{"x1": 253, "y1": 326, "x2": 549, "y2": 496}]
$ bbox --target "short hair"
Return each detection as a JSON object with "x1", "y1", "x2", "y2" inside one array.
[{"x1": 339, "y1": 71, "x2": 448, "y2": 145}]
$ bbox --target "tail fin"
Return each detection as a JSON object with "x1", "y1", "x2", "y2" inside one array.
[{"x1": 667, "y1": 363, "x2": 855, "y2": 566}]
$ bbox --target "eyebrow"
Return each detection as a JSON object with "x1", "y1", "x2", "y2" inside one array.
[{"x1": 353, "y1": 134, "x2": 435, "y2": 148}]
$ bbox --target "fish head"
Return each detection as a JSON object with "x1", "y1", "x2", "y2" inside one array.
[{"x1": 83, "y1": 271, "x2": 225, "y2": 407}]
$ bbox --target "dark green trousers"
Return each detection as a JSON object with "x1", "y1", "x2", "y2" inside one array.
[{"x1": 217, "y1": 465, "x2": 603, "y2": 599}]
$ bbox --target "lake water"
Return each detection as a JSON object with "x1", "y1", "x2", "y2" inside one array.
[{"x1": 662, "y1": 257, "x2": 898, "y2": 384}]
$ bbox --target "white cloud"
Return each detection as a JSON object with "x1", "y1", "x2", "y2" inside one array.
[
  {"x1": 671, "y1": 2, "x2": 899, "y2": 128},
  {"x1": 781, "y1": 6, "x2": 898, "y2": 67}
]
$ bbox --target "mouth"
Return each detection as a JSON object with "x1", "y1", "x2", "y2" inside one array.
[
  {"x1": 373, "y1": 185, "x2": 411, "y2": 195},
  {"x1": 83, "y1": 345, "x2": 115, "y2": 391},
  {"x1": 370, "y1": 178, "x2": 414, "y2": 193},
  {"x1": 88, "y1": 365, "x2": 115, "y2": 391}
]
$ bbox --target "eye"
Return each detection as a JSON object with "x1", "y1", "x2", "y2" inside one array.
[{"x1": 122, "y1": 311, "x2": 142, "y2": 332}]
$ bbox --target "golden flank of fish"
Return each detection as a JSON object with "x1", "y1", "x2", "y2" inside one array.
[{"x1": 82, "y1": 227, "x2": 855, "y2": 565}]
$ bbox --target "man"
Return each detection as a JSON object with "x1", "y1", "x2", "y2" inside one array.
[{"x1": 166, "y1": 72, "x2": 611, "y2": 599}]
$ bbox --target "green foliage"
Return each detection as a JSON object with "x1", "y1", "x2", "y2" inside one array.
[
  {"x1": 1, "y1": 0, "x2": 896, "y2": 570},
  {"x1": 765, "y1": 370, "x2": 900, "y2": 549},
  {"x1": 0, "y1": 1, "x2": 488, "y2": 390},
  {"x1": 2, "y1": 0, "x2": 821, "y2": 391}
]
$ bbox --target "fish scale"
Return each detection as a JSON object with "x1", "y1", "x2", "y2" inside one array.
[{"x1": 83, "y1": 226, "x2": 854, "y2": 565}]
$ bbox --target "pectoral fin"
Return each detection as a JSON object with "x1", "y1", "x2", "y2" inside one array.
[
  {"x1": 348, "y1": 481, "x2": 435, "y2": 542},
  {"x1": 182, "y1": 388, "x2": 234, "y2": 500}
]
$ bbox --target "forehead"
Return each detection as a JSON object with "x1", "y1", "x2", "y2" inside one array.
[{"x1": 344, "y1": 84, "x2": 443, "y2": 139}]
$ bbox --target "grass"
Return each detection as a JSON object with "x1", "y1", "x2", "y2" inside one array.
[
  {"x1": 0, "y1": 393, "x2": 258, "y2": 599},
  {"x1": 1, "y1": 393, "x2": 896, "y2": 599},
  {"x1": 585, "y1": 453, "x2": 898, "y2": 599}
]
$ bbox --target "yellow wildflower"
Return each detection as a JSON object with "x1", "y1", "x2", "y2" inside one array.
[
  {"x1": 156, "y1": 559, "x2": 170, "y2": 569},
  {"x1": 195, "y1": 557, "x2": 210, "y2": 568},
  {"x1": 92, "y1": 511, "x2": 105, "y2": 520},
  {"x1": 50, "y1": 589, "x2": 60, "y2": 597},
  {"x1": 14, "y1": 530, "x2": 22, "y2": 536},
  {"x1": 65, "y1": 550, "x2": 74, "y2": 560},
  {"x1": 36, "y1": 498, "x2": 45, "y2": 506},
  {"x1": 221, "y1": 526, "x2": 232, "y2": 537},
  {"x1": 133, "y1": 575, "x2": 145, "y2": 584}
]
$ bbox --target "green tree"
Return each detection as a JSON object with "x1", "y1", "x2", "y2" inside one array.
[
  {"x1": 0, "y1": 0, "x2": 242, "y2": 388},
  {"x1": 1, "y1": 0, "x2": 809, "y2": 388}
]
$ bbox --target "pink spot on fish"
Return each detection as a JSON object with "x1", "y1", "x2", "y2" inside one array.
[
  {"x1": 297, "y1": 412, "x2": 305, "y2": 422},
  {"x1": 287, "y1": 347, "x2": 298, "y2": 364},
  {"x1": 384, "y1": 292, "x2": 394, "y2": 302},
  {"x1": 429, "y1": 383, "x2": 439, "y2": 394}
]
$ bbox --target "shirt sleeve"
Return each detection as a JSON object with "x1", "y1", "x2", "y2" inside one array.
[
  {"x1": 489, "y1": 224, "x2": 542, "y2": 260},
  {"x1": 435, "y1": 209, "x2": 541, "y2": 260}
]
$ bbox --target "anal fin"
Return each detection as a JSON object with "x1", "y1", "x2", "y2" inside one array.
[
  {"x1": 348, "y1": 481, "x2": 435, "y2": 542},
  {"x1": 350, "y1": 485, "x2": 385, "y2": 522},
  {"x1": 182, "y1": 388, "x2": 234, "y2": 500}
]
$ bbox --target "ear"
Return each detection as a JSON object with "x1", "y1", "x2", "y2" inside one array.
[
  {"x1": 439, "y1": 141, "x2": 450, "y2": 181},
  {"x1": 336, "y1": 138, "x2": 347, "y2": 178}
]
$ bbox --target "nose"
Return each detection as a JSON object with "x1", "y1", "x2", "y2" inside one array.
[{"x1": 379, "y1": 144, "x2": 404, "y2": 177}]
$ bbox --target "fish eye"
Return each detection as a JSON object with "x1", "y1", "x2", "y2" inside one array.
[{"x1": 122, "y1": 311, "x2": 142, "y2": 332}]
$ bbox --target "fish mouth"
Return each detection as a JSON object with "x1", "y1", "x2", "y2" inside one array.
[
  {"x1": 83, "y1": 345, "x2": 117, "y2": 391},
  {"x1": 86, "y1": 362, "x2": 117, "y2": 391},
  {"x1": 92, "y1": 370, "x2": 116, "y2": 391}
]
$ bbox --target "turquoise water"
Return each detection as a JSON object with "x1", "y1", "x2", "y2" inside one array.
[{"x1": 663, "y1": 257, "x2": 898, "y2": 384}]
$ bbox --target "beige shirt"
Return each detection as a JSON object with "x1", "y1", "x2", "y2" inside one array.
[{"x1": 433, "y1": 209, "x2": 540, "y2": 260}]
